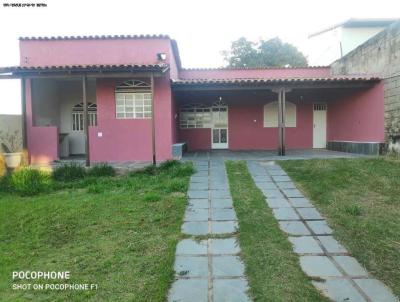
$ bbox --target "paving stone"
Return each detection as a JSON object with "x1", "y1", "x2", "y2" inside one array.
[
  {"x1": 333, "y1": 256, "x2": 368, "y2": 276},
  {"x1": 176, "y1": 239, "x2": 208, "y2": 255},
  {"x1": 272, "y1": 175, "x2": 291, "y2": 182},
  {"x1": 279, "y1": 221, "x2": 311, "y2": 235},
  {"x1": 193, "y1": 171, "x2": 208, "y2": 177},
  {"x1": 306, "y1": 220, "x2": 333, "y2": 235},
  {"x1": 273, "y1": 208, "x2": 300, "y2": 220},
  {"x1": 317, "y1": 236, "x2": 348, "y2": 254},
  {"x1": 211, "y1": 221, "x2": 238, "y2": 234},
  {"x1": 210, "y1": 190, "x2": 231, "y2": 199},
  {"x1": 282, "y1": 188, "x2": 304, "y2": 198},
  {"x1": 276, "y1": 181, "x2": 297, "y2": 189},
  {"x1": 212, "y1": 208, "x2": 237, "y2": 221},
  {"x1": 187, "y1": 190, "x2": 208, "y2": 199},
  {"x1": 253, "y1": 175, "x2": 272, "y2": 182},
  {"x1": 182, "y1": 222, "x2": 208, "y2": 235},
  {"x1": 213, "y1": 279, "x2": 250, "y2": 302},
  {"x1": 289, "y1": 197, "x2": 313, "y2": 208},
  {"x1": 262, "y1": 189, "x2": 285, "y2": 199},
  {"x1": 195, "y1": 165, "x2": 209, "y2": 171},
  {"x1": 189, "y1": 182, "x2": 208, "y2": 191},
  {"x1": 174, "y1": 256, "x2": 208, "y2": 277},
  {"x1": 289, "y1": 236, "x2": 324, "y2": 254},
  {"x1": 297, "y1": 208, "x2": 324, "y2": 220},
  {"x1": 188, "y1": 199, "x2": 209, "y2": 209},
  {"x1": 266, "y1": 197, "x2": 291, "y2": 208},
  {"x1": 312, "y1": 279, "x2": 367, "y2": 302},
  {"x1": 299, "y1": 256, "x2": 343, "y2": 277},
  {"x1": 212, "y1": 256, "x2": 245, "y2": 277},
  {"x1": 255, "y1": 182, "x2": 278, "y2": 190},
  {"x1": 210, "y1": 182, "x2": 228, "y2": 189},
  {"x1": 190, "y1": 176, "x2": 208, "y2": 183},
  {"x1": 211, "y1": 198, "x2": 233, "y2": 208},
  {"x1": 168, "y1": 279, "x2": 208, "y2": 302},
  {"x1": 268, "y1": 170, "x2": 287, "y2": 176},
  {"x1": 184, "y1": 208, "x2": 209, "y2": 221},
  {"x1": 210, "y1": 238, "x2": 240, "y2": 254},
  {"x1": 354, "y1": 279, "x2": 399, "y2": 302}
]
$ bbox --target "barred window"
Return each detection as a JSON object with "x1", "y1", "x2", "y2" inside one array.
[
  {"x1": 180, "y1": 104, "x2": 212, "y2": 129},
  {"x1": 72, "y1": 102, "x2": 97, "y2": 131}
]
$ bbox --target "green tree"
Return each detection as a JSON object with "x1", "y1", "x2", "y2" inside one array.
[{"x1": 223, "y1": 37, "x2": 308, "y2": 68}]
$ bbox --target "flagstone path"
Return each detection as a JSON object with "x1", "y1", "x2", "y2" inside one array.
[
  {"x1": 168, "y1": 159, "x2": 251, "y2": 302},
  {"x1": 247, "y1": 160, "x2": 398, "y2": 302}
]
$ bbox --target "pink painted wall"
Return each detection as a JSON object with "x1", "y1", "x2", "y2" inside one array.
[
  {"x1": 177, "y1": 101, "x2": 313, "y2": 150},
  {"x1": 179, "y1": 67, "x2": 331, "y2": 80},
  {"x1": 89, "y1": 77, "x2": 173, "y2": 162},
  {"x1": 327, "y1": 82, "x2": 385, "y2": 142},
  {"x1": 179, "y1": 129, "x2": 211, "y2": 151},
  {"x1": 25, "y1": 79, "x2": 59, "y2": 164},
  {"x1": 20, "y1": 38, "x2": 177, "y2": 68}
]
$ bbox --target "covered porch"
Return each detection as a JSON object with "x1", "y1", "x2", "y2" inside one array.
[{"x1": 172, "y1": 76, "x2": 384, "y2": 156}]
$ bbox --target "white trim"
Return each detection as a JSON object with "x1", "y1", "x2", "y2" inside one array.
[{"x1": 211, "y1": 103, "x2": 228, "y2": 149}]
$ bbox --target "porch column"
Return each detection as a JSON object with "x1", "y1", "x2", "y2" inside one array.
[
  {"x1": 82, "y1": 75, "x2": 90, "y2": 167},
  {"x1": 150, "y1": 74, "x2": 156, "y2": 165},
  {"x1": 277, "y1": 88, "x2": 286, "y2": 156}
]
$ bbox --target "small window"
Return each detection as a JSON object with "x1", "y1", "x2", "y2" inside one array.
[
  {"x1": 263, "y1": 101, "x2": 296, "y2": 128},
  {"x1": 115, "y1": 79, "x2": 152, "y2": 119},
  {"x1": 72, "y1": 102, "x2": 97, "y2": 131},
  {"x1": 180, "y1": 104, "x2": 212, "y2": 129}
]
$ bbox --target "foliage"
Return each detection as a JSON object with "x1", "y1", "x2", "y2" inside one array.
[
  {"x1": 223, "y1": 37, "x2": 308, "y2": 68},
  {"x1": 10, "y1": 168, "x2": 50, "y2": 196},
  {"x1": 131, "y1": 160, "x2": 194, "y2": 177},
  {"x1": 0, "y1": 153, "x2": 6, "y2": 177},
  {"x1": 0, "y1": 129, "x2": 21, "y2": 153},
  {"x1": 143, "y1": 192, "x2": 161, "y2": 202},
  {"x1": 52, "y1": 163, "x2": 86, "y2": 181},
  {"x1": 87, "y1": 163, "x2": 116, "y2": 177}
]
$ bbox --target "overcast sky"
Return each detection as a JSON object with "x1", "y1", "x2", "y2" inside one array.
[{"x1": 0, "y1": 0, "x2": 399, "y2": 114}]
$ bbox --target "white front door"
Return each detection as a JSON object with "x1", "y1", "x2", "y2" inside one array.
[
  {"x1": 313, "y1": 104, "x2": 327, "y2": 148},
  {"x1": 211, "y1": 104, "x2": 228, "y2": 149}
]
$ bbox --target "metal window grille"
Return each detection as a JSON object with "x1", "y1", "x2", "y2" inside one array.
[{"x1": 72, "y1": 102, "x2": 97, "y2": 131}]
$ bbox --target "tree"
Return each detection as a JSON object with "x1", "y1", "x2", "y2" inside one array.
[{"x1": 223, "y1": 37, "x2": 308, "y2": 68}]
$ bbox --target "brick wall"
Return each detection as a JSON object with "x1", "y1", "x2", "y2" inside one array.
[{"x1": 331, "y1": 21, "x2": 400, "y2": 151}]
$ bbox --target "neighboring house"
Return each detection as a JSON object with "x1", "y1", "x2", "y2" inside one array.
[
  {"x1": 331, "y1": 20, "x2": 400, "y2": 152},
  {"x1": 0, "y1": 34, "x2": 385, "y2": 165},
  {"x1": 0, "y1": 114, "x2": 22, "y2": 151},
  {"x1": 308, "y1": 18, "x2": 397, "y2": 66}
]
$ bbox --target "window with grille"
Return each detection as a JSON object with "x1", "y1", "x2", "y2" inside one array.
[
  {"x1": 115, "y1": 79, "x2": 152, "y2": 119},
  {"x1": 72, "y1": 102, "x2": 97, "y2": 131},
  {"x1": 313, "y1": 104, "x2": 327, "y2": 111},
  {"x1": 180, "y1": 104, "x2": 212, "y2": 129}
]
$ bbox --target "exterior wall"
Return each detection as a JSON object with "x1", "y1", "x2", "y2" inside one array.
[
  {"x1": 20, "y1": 38, "x2": 176, "y2": 68},
  {"x1": 331, "y1": 21, "x2": 400, "y2": 151},
  {"x1": 0, "y1": 114, "x2": 22, "y2": 151},
  {"x1": 179, "y1": 67, "x2": 331, "y2": 79},
  {"x1": 89, "y1": 77, "x2": 173, "y2": 162},
  {"x1": 327, "y1": 83, "x2": 385, "y2": 143},
  {"x1": 25, "y1": 80, "x2": 59, "y2": 164},
  {"x1": 179, "y1": 129, "x2": 211, "y2": 151}
]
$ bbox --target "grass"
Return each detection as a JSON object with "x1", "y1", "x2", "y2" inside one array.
[
  {"x1": 0, "y1": 161, "x2": 193, "y2": 301},
  {"x1": 225, "y1": 161, "x2": 329, "y2": 302},
  {"x1": 279, "y1": 157, "x2": 400, "y2": 297}
]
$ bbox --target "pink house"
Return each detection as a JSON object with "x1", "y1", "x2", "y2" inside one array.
[{"x1": 0, "y1": 35, "x2": 384, "y2": 165}]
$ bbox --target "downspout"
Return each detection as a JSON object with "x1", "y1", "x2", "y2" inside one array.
[{"x1": 150, "y1": 74, "x2": 156, "y2": 165}]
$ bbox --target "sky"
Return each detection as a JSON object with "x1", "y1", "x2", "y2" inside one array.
[{"x1": 0, "y1": 0, "x2": 399, "y2": 114}]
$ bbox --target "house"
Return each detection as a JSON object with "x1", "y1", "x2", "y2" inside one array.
[
  {"x1": 307, "y1": 18, "x2": 397, "y2": 66},
  {"x1": 0, "y1": 34, "x2": 385, "y2": 165}
]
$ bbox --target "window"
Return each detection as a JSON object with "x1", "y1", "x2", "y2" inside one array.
[
  {"x1": 115, "y1": 79, "x2": 152, "y2": 119},
  {"x1": 180, "y1": 104, "x2": 212, "y2": 129},
  {"x1": 72, "y1": 102, "x2": 97, "y2": 131},
  {"x1": 263, "y1": 101, "x2": 296, "y2": 127}
]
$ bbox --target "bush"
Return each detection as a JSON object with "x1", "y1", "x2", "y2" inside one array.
[
  {"x1": 87, "y1": 163, "x2": 116, "y2": 177},
  {"x1": 0, "y1": 174, "x2": 11, "y2": 193},
  {"x1": 159, "y1": 160, "x2": 180, "y2": 170},
  {"x1": 53, "y1": 163, "x2": 86, "y2": 181},
  {"x1": 0, "y1": 153, "x2": 6, "y2": 177},
  {"x1": 130, "y1": 161, "x2": 195, "y2": 178},
  {"x1": 11, "y1": 168, "x2": 50, "y2": 196}
]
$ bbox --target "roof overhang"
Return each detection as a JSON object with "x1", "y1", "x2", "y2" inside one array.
[
  {"x1": 0, "y1": 63, "x2": 170, "y2": 79},
  {"x1": 171, "y1": 77, "x2": 381, "y2": 91}
]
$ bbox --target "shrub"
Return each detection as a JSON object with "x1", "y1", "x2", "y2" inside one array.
[
  {"x1": 0, "y1": 153, "x2": 6, "y2": 177},
  {"x1": 159, "y1": 160, "x2": 180, "y2": 170},
  {"x1": 87, "y1": 163, "x2": 116, "y2": 177},
  {"x1": 11, "y1": 168, "x2": 50, "y2": 196},
  {"x1": 0, "y1": 174, "x2": 11, "y2": 193},
  {"x1": 53, "y1": 163, "x2": 86, "y2": 181}
]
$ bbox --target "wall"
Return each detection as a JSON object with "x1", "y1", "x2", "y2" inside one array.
[
  {"x1": 0, "y1": 114, "x2": 22, "y2": 152},
  {"x1": 31, "y1": 79, "x2": 59, "y2": 126},
  {"x1": 89, "y1": 76, "x2": 173, "y2": 162},
  {"x1": 331, "y1": 21, "x2": 400, "y2": 150},
  {"x1": 327, "y1": 83, "x2": 385, "y2": 143}
]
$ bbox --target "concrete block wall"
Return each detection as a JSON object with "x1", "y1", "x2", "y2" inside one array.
[{"x1": 331, "y1": 21, "x2": 400, "y2": 152}]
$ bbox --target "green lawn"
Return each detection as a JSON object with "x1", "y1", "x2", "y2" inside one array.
[
  {"x1": 279, "y1": 157, "x2": 400, "y2": 297},
  {"x1": 225, "y1": 161, "x2": 329, "y2": 302},
  {"x1": 0, "y1": 162, "x2": 193, "y2": 301}
]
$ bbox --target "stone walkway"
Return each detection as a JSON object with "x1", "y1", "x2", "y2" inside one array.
[
  {"x1": 168, "y1": 159, "x2": 251, "y2": 302},
  {"x1": 247, "y1": 160, "x2": 399, "y2": 302}
]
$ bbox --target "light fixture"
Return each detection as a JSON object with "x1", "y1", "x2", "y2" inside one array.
[{"x1": 157, "y1": 53, "x2": 167, "y2": 61}]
